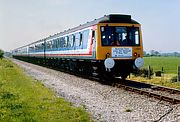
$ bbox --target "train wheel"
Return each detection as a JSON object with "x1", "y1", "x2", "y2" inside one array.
[{"x1": 69, "y1": 60, "x2": 76, "y2": 72}]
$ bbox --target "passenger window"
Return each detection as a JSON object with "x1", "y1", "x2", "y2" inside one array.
[
  {"x1": 63, "y1": 36, "x2": 69, "y2": 47},
  {"x1": 64, "y1": 38, "x2": 67, "y2": 47},
  {"x1": 82, "y1": 30, "x2": 90, "y2": 49},
  {"x1": 75, "y1": 33, "x2": 80, "y2": 47},
  {"x1": 50, "y1": 41, "x2": 53, "y2": 49},
  {"x1": 79, "y1": 33, "x2": 83, "y2": 46},
  {"x1": 57, "y1": 38, "x2": 61, "y2": 48},
  {"x1": 68, "y1": 35, "x2": 72, "y2": 47},
  {"x1": 41, "y1": 43, "x2": 43, "y2": 50},
  {"x1": 46, "y1": 42, "x2": 49, "y2": 49},
  {"x1": 56, "y1": 39, "x2": 58, "y2": 48},
  {"x1": 68, "y1": 35, "x2": 74, "y2": 47},
  {"x1": 60, "y1": 37, "x2": 65, "y2": 48},
  {"x1": 72, "y1": 35, "x2": 75, "y2": 47},
  {"x1": 52, "y1": 39, "x2": 56, "y2": 48}
]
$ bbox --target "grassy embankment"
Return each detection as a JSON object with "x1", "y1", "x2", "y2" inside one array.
[
  {"x1": 0, "y1": 58, "x2": 92, "y2": 122},
  {"x1": 129, "y1": 56, "x2": 180, "y2": 89},
  {"x1": 144, "y1": 56, "x2": 180, "y2": 74}
]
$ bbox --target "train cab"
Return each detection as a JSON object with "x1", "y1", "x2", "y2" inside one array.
[{"x1": 94, "y1": 15, "x2": 144, "y2": 78}]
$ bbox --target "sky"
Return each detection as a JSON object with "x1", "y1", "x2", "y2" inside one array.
[{"x1": 0, "y1": 0, "x2": 180, "y2": 53}]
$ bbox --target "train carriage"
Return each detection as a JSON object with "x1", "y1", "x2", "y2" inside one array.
[{"x1": 12, "y1": 14, "x2": 144, "y2": 79}]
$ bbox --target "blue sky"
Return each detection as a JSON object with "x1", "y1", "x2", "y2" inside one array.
[{"x1": 0, "y1": 0, "x2": 180, "y2": 52}]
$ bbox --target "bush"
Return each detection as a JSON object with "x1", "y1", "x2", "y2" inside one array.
[
  {"x1": 170, "y1": 76, "x2": 177, "y2": 82},
  {"x1": 155, "y1": 71, "x2": 162, "y2": 77},
  {"x1": 0, "y1": 49, "x2": 4, "y2": 58},
  {"x1": 133, "y1": 67, "x2": 154, "y2": 78}
]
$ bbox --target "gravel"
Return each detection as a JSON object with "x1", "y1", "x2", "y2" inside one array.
[{"x1": 12, "y1": 59, "x2": 180, "y2": 122}]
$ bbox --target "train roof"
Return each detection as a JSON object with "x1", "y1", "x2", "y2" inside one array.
[
  {"x1": 14, "y1": 14, "x2": 140, "y2": 50},
  {"x1": 45, "y1": 14, "x2": 139, "y2": 39}
]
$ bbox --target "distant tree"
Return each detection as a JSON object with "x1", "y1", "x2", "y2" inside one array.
[
  {"x1": 150, "y1": 50, "x2": 155, "y2": 56},
  {"x1": 150, "y1": 50, "x2": 160, "y2": 56},
  {"x1": 143, "y1": 51, "x2": 147, "y2": 56},
  {"x1": 154, "y1": 51, "x2": 160, "y2": 56},
  {"x1": 173, "y1": 52, "x2": 180, "y2": 57},
  {"x1": 146, "y1": 53, "x2": 150, "y2": 57},
  {"x1": 143, "y1": 51, "x2": 151, "y2": 57},
  {"x1": 0, "y1": 49, "x2": 4, "y2": 58},
  {"x1": 4, "y1": 52, "x2": 12, "y2": 57}
]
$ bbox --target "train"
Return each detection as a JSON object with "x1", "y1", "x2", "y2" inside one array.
[{"x1": 12, "y1": 14, "x2": 144, "y2": 79}]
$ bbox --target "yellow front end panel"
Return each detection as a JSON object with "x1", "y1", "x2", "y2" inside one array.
[{"x1": 95, "y1": 23, "x2": 143, "y2": 60}]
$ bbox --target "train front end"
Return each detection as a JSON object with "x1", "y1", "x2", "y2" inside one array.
[{"x1": 95, "y1": 15, "x2": 144, "y2": 79}]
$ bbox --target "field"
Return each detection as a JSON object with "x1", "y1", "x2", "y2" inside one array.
[
  {"x1": 143, "y1": 56, "x2": 180, "y2": 74},
  {"x1": 0, "y1": 58, "x2": 92, "y2": 122},
  {"x1": 130, "y1": 56, "x2": 180, "y2": 89}
]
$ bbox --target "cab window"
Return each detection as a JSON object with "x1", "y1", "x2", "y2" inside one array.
[{"x1": 101, "y1": 26, "x2": 140, "y2": 46}]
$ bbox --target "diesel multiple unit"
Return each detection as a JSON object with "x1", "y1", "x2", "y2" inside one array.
[{"x1": 12, "y1": 14, "x2": 144, "y2": 79}]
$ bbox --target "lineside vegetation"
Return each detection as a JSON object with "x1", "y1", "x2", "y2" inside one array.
[
  {"x1": 130, "y1": 56, "x2": 180, "y2": 89},
  {"x1": 0, "y1": 58, "x2": 92, "y2": 122},
  {"x1": 0, "y1": 49, "x2": 4, "y2": 59}
]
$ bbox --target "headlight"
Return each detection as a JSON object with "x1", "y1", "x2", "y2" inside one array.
[
  {"x1": 134, "y1": 57, "x2": 144, "y2": 68},
  {"x1": 104, "y1": 58, "x2": 115, "y2": 69}
]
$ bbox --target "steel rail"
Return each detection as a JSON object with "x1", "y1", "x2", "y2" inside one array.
[
  {"x1": 112, "y1": 82, "x2": 180, "y2": 104},
  {"x1": 124, "y1": 80, "x2": 180, "y2": 94}
]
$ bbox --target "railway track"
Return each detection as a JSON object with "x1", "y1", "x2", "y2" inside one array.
[
  {"x1": 40, "y1": 64, "x2": 180, "y2": 104},
  {"x1": 10, "y1": 58, "x2": 180, "y2": 104},
  {"x1": 112, "y1": 79, "x2": 180, "y2": 104}
]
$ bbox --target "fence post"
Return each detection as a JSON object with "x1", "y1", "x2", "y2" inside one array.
[
  {"x1": 178, "y1": 66, "x2": 180, "y2": 82},
  {"x1": 148, "y1": 65, "x2": 151, "y2": 79},
  {"x1": 162, "y1": 67, "x2": 164, "y2": 73},
  {"x1": 161, "y1": 66, "x2": 164, "y2": 81}
]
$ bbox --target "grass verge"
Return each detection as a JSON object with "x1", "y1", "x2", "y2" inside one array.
[
  {"x1": 129, "y1": 74, "x2": 180, "y2": 90},
  {"x1": 133, "y1": 56, "x2": 180, "y2": 89},
  {"x1": 0, "y1": 58, "x2": 92, "y2": 122}
]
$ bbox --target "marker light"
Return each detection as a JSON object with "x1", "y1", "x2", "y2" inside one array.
[{"x1": 134, "y1": 52, "x2": 138, "y2": 57}]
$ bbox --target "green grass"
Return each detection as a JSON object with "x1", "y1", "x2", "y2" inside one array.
[
  {"x1": 144, "y1": 56, "x2": 180, "y2": 74},
  {"x1": 129, "y1": 74, "x2": 180, "y2": 89},
  {"x1": 129, "y1": 56, "x2": 180, "y2": 89},
  {"x1": 0, "y1": 58, "x2": 92, "y2": 122}
]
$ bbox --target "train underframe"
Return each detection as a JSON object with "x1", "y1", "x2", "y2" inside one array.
[{"x1": 13, "y1": 56, "x2": 134, "y2": 79}]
